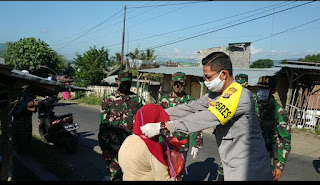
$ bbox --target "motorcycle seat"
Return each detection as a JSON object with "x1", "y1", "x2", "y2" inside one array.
[{"x1": 55, "y1": 113, "x2": 73, "y2": 120}]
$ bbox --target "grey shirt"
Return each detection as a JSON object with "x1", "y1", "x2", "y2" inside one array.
[{"x1": 166, "y1": 83, "x2": 273, "y2": 181}]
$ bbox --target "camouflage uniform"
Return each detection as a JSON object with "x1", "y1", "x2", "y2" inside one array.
[
  {"x1": 98, "y1": 71, "x2": 143, "y2": 181},
  {"x1": 158, "y1": 72, "x2": 203, "y2": 160},
  {"x1": 235, "y1": 73, "x2": 248, "y2": 85},
  {"x1": 254, "y1": 75, "x2": 291, "y2": 171}
]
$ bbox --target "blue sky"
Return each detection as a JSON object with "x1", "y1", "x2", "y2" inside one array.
[{"x1": 1, "y1": 1, "x2": 319, "y2": 62}]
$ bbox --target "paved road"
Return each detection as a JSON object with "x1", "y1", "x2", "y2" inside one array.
[{"x1": 31, "y1": 101, "x2": 320, "y2": 181}]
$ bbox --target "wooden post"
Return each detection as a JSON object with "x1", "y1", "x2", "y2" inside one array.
[{"x1": 120, "y1": 5, "x2": 126, "y2": 71}]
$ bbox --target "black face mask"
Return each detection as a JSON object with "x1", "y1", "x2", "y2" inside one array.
[{"x1": 118, "y1": 82, "x2": 132, "y2": 93}]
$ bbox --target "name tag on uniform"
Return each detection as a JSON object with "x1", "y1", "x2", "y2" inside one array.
[{"x1": 208, "y1": 83, "x2": 243, "y2": 125}]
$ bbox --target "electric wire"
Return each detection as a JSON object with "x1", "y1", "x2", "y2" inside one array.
[
  {"x1": 146, "y1": 1, "x2": 314, "y2": 50},
  {"x1": 102, "y1": 1, "x2": 294, "y2": 49},
  {"x1": 56, "y1": 9, "x2": 123, "y2": 51},
  {"x1": 252, "y1": 17, "x2": 320, "y2": 43}
]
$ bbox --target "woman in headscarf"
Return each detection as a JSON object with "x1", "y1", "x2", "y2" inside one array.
[{"x1": 118, "y1": 104, "x2": 174, "y2": 181}]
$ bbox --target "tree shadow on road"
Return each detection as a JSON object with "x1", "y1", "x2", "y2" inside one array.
[
  {"x1": 313, "y1": 159, "x2": 320, "y2": 174},
  {"x1": 183, "y1": 157, "x2": 218, "y2": 181},
  {"x1": 54, "y1": 102, "x2": 79, "y2": 107}
]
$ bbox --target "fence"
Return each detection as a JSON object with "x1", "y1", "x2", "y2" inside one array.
[
  {"x1": 85, "y1": 85, "x2": 157, "y2": 104},
  {"x1": 288, "y1": 87, "x2": 320, "y2": 130}
]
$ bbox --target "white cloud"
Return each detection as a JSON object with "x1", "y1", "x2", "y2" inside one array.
[
  {"x1": 306, "y1": 49, "x2": 320, "y2": 55},
  {"x1": 251, "y1": 45, "x2": 264, "y2": 55},
  {"x1": 173, "y1": 48, "x2": 181, "y2": 53},
  {"x1": 157, "y1": 48, "x2": 198, "y2": 60},
  {"x1": 41, "y1": 29, "x2": 48, "y2": 33}
]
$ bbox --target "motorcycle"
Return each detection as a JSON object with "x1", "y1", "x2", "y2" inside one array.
[{"x1": 37, "y1": 97, "x2": 80, "y2": 153}]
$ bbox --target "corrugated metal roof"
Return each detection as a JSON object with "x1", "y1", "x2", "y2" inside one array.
[
  {"x1": 138, "y1": 66, "x2": 281, "y2": 86},
  {"x1": 275, "y1": 64, "x2": 320, "y2": 70}
]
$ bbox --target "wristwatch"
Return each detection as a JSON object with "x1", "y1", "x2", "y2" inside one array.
[{"x1": 160, "y1": 122, "x2": 169, "y2": 136}]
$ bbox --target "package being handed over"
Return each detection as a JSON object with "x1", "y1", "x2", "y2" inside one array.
[{"x1": 160, "y1": 136, "x2": 188, "y2": 181}]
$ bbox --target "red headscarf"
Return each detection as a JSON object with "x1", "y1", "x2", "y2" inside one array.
[{"x1": 133, "y1": 104, "x2": 170, "y2": 166}]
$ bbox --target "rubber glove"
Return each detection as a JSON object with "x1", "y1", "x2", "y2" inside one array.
[
  {"x1": 190, "y1": 146, "x2": 199, "y2": 159},
  {"x1": 140, "y1": 122, "x2": 161, "y2": 138}
]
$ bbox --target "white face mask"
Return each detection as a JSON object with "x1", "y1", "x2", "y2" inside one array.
[
  {"x1": 204, "y1": 71, "x2": 225, "y2": 92},
  {"x1": 257, "y1": 88, "x2": 270, "y2": 102}
]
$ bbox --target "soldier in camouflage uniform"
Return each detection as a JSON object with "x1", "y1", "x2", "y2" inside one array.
[
  {"x1": 235, "y1": 73, "x2": 249, "y2": 88},
  {"x1": 216, "y1": 73, "x2": 249, "y2": 180},
  {"x1": 158, "y1": 72, "x2": 203, "y2": 161},
  {"x1": 254, "y1": 75, "x2": 291, "y2": 181},
  {"x1": 98, "y1": 70, "x2": 143, "y2": 181}
]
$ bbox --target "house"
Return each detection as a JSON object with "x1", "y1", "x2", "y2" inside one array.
[
  {"x1": 138, "y1": 66, "x2": 281, "y2": 101},
  {"x1": 275, "y1": 62, "x2": 320, "y2": 129}
]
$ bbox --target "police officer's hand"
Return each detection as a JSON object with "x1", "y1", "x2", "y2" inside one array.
[
  {"x1": 102, "y1": 149, "x2": 111, "y2": 161},
  {"x1": 273, "y1": 168, "x2": 283, "y2": 181},
  {"x1": 140, "y1": 122, "x2": 161, "y2": 138},
  {"x1": 190, "y1": 146, "x2": 199, "y2": 159}
]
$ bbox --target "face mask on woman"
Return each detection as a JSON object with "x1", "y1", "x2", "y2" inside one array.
[
  {"x1": 256, "y1": 88, "x2": 270, "y2": 102},
  {"x1": 204, "y1": 71, "x2": 225, "y2": 92}
]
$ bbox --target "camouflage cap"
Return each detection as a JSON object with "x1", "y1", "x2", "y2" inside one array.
[
  {"x1": 118, "y1": 70, "x2": 132, "y2": 82},
  {"x1": 235, "y1": 74, "x2": 248, "y2": 84},
  {"x1": 255, "y1": 75, "x2": 277, "y2": 89},
  {"x1": 172, "y1": 72, "x2": 186, "y2": 83}
]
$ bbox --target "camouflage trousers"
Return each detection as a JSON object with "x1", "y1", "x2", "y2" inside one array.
[{"x1": 105, "y1": 155, "x2": 123, "y2": 181}]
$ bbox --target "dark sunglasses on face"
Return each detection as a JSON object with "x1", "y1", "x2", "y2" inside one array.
[{"x1": 173, "y1": 82, "x2": 185, "y2": 88}]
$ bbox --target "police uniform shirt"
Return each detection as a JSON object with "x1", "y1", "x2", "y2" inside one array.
[{"x1": 166, "y1": 81, "x2": 273, "y2": 181}]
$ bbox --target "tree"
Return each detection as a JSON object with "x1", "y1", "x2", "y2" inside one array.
[
  {"x1": 4, "y1": 37, "x2": 61, "y2": 76},
  {"x1": 249, "y1": 59, "x2": 274, "y2": 68},
  {"x1": 280, "y1": 59, "x2": 288, "y2": 64},
  {"x1": 74, "y1": 46, "x2": 110, "y2": 87},
  {"x1": 126, "y1": 48, "x2": 140, "y2": 60},
  {"x1": 110, "y1": 52, "x2": 121, "y2": 66},
  {"x1": 139, "y1": 48, "x2": 157, "y2": 61},
  {"x1": 298, "y1": 53, "x2": 320, "y2": 63}
]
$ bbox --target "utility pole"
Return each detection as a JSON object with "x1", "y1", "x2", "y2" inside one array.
[{"x1": 120, "y1": 5, "x2": 126, "y2": 71}]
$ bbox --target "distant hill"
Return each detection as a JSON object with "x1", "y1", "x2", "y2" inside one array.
[{"x1": 0, "y1": 43, "x2": 8, "y2": 57}]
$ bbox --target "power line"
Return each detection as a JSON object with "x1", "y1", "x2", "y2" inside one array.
[
  {"x1": 127, "y1": 1, "x2": 208, "y2": 9},
  {"x1": 56, "y1": 1, "x2": 184, "y2": 48},
  {"x1": 147, "y1": 1, "x2": 314, "y2": 50},
  {"x1": 102, "y1": 1, "x2": 294, "y2": 49},
  {"x1": 56, "y1": 9, "x2": 123, "y2": 51},
  {"x1": 149, "y1": 1, "x2": 299, "y2": 49},
  {"x1": 252, "y1": 17, "x2": 320, "y2": 43}
]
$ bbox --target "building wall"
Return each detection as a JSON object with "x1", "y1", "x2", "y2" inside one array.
[
  {"x1": 198, "y1": 42, "x2": 251, "y2": 68},
  {"x1": 198, "y1": 46, "x2": 228, "y2": 62},
  {"x1": 228, "y1": 43, "x2": 251, "y2": 68}
]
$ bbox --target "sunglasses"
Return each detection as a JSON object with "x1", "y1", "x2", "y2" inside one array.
[{"x1": 173, "y1": 82, "x2": 185, "y2": 88}]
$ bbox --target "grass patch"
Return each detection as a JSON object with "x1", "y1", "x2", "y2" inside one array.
[
  {"x1": 74, "y1": 94, "x2": 103, "y2": 105},
  {"x1": 20, "y1": 135, "x2": 75, "y2": 180}
]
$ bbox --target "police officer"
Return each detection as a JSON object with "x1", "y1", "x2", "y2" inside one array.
[
  {"x1": 140, "y1": 52, "x2": 273, "y2": 181},
  {"x1": 98, "y1": 70, "x2": 143, "y2": 181},
  {"x1": 254, "y1": 75, "x2": 291, "y2": 181},
  {"x1": 216, "y1": 73, "x2": 249, "y2": 180},
  {"x1": 158, "y1": 72, "x2": 203, "y2": 161}
]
